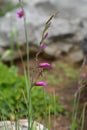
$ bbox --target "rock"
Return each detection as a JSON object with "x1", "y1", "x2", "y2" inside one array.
[
  {"x1": 48, "y1": 19, "x2": 78, "y2": 37},
  {"x1": 0, "y1": 0, "x2": 83, "y2": 47},
  {"x1": 0, "y1": 119, "x2": 48, "y2": 130},
  {"x1": 44, "y1": 42, "x2": 73, "y2": 58},
  {"x1": 67, "y1": 49, "x2": 84, "y2": 63},
  {"x1": 0, "y1": 4, "x2": 50, "y2": 47},
  {"x1": 0, "y1": 7, "x2": 81, "y2": 47},
  {"x1": 0, "y1": 0, "x2": 87, "y2": 62},
  {"x1": 57, "y1": 42, "x2": 73, "y2": 53},
  {"x1": 44, "y1": 44, "x2": 61, "y2": 58}
]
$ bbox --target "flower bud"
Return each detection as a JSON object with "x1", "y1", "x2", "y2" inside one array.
[
  {"x1": 34, "y1": 81, "x2": 47, "y2": 87},
  {"x1": 39, "y1": 63, "x2": 51, "y2": 68},
  {"x1": 17, "y1": 10, "x2": 24, "y2": 18}
]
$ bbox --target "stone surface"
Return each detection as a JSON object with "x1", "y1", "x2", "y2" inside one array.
[
  {"x1": 0, "y1": 4, "x2": 82, "y2": 46},
  {"x1": 0, "y1": 120, "x2": 48, "y2": 130},
  {"x1": 57, "y1": 42, "x2": 73, "y2": 53},
  {"x1": 44, "y1": 42, "x2": 73, "y2": 58},
  {"x1": 0, "y1": 0, "x2": 86, "y2": 63},
  {"x1": 66, "y1": 50, "x2": 84, "y2": 63}
]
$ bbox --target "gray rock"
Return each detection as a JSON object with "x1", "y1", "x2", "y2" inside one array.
[
  {"x1": 0, "y1": 4, "x2": 54, "y2": 47},
  {"x1": 0, "y1": 0, "x2": 84, "y2": 47},
  {"x1": 57, "y1": 42, "x2": 73, "y2": 53},
  {"x1": 44, "y1": 44, "x2": 61, "y2": 58},
  {"x1": 67, "y1": 50, "x2": 84, "y2": 63},
  {"x1": 0, "y1": 0, "x2": 87, "y2": 62},
  {"x1": 0, "y1": 9, "x2": 81, "y2": 47},
  {"x1": 0, "y1": 120, "x2": 48, "y2": 130},
  {"x1": 44, "y1": 42, "x2": 73, "y2": 58}
]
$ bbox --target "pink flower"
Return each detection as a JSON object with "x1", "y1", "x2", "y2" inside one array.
[
  {"x1": 34, "y1": 81, "x2": 47, "y2": 87},
  {"x1": 39, "y1": 62, "x2": 51, "y2": 68},
  {"x1": 17, "y1": 10, "x2": 24, "y2": 18},
  {"x1": 41, "y1": 44, "x2": 46, "y2": 50}
]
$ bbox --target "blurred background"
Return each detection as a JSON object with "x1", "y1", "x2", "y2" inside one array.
[{"x1": 0, "y1": 0, "x2": 87, "y2": 130}]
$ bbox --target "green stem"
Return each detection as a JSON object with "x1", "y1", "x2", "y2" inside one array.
[
  {"x1": 10, "y1": 31, "x2": 14, "y2": 66},
  {"x1": 80, "y1": 103, "x2": 87, "y2": 130},
  {"x1": 19, "y1": 0, "x2": 32, "y2": 129},
  {"x1": 70, "y1": 89, "x2": 81, "y2": 130}
]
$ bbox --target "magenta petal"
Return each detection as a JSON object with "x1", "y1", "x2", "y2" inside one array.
[
  {"x1": 35, "y1": 81, "x2": 47, "y2": 87},
  {"x1": 17, "y1": 10, "x2": 24, "y2": 18},
  {"x1": 39, "y1": 63, "x2": 51, "y2": 68}
]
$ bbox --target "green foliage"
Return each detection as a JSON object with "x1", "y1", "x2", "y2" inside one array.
[
  {"x1": 47, "y1": 74, "x2": 64, "y2": 86},
  {"x1": 47, "y1": 62, "x2": 78, "y2": 86},
  {"x1": 57, "y1": 63, "x2": 78, "y2": 80},
  {"x1": 0, "y1": 62, "x2": 26, "y2": 119},
  {"x1": 31, "y1": 87, "x2": 65, "y2": 119},
  {"x1": 0, "y1": 62, "x2": 65, "y2": 120}
]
